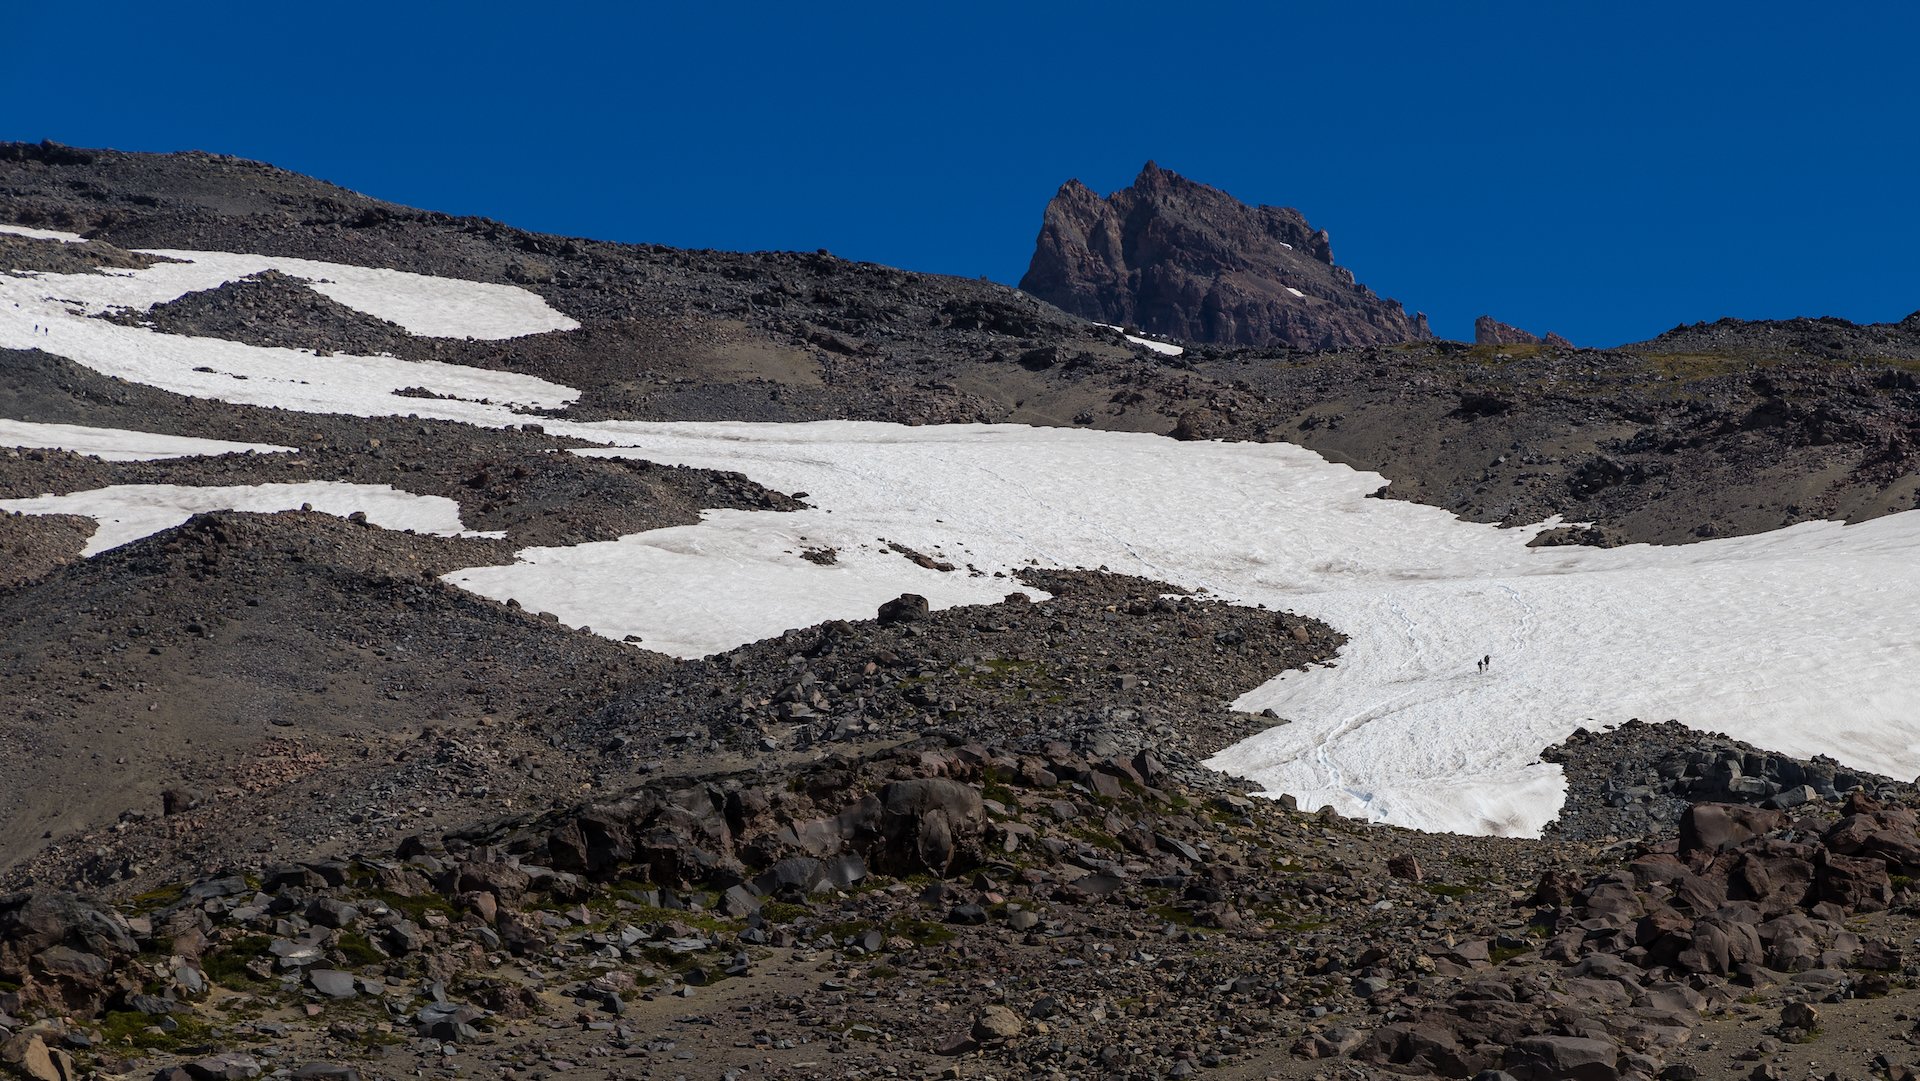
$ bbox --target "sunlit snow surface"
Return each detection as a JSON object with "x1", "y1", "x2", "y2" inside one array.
[
  {"x1": 0, "y1": 224, "x2": 89, "y2": 243},
  {"x1": 0, "y1": 481, "x2": 499, "y2": 555},
  {"x1": 0, "y1": 235, "x2": 579, "y2": 419},
  {"x1": 1093, "y1": 322, "x2": 1185, "y2": 356},
  {"x1": 463, "y1": 422, "x2": 1920, "y2": 838},
  {"x1": 0, "y1": 418, "x2": 293, "y2": 461},
  {"x1": 7, "y1": 236, "x2": 1920, "y2": 837}
]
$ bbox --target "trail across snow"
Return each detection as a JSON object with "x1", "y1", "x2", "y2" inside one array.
[{"x1": 7, "y1": 236, "x2": 1920, "y2": 836}]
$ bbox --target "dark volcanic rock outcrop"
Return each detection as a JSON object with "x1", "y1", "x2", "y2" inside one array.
[
  {"x1": 1019, "y1": 162, "x2": 1430, "y2": 349},
  {"x1": 1474, "y1": 314, "x2": 1571, "y2": 349}
]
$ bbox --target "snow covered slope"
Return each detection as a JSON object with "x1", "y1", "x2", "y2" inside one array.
[
  {"x1": 465, "y1": 422, "x2": 1920, "y2": 837},
  {"x1": 0, "y1": 237, "x2": 578, "y2": 419},
  {"x1": 8, "y1": 239, "x2": 1919, "y2": 837}
]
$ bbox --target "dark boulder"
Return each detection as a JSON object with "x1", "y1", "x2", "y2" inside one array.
[
  {"x1": 1678, "y1": 804, "x2": 1784, "y2": 855},
  {"x1": 1503, "y1": 1034, "x2": 1620, "y2": 1081},
  {"x1": 876, "y1": 593, "x2": 930, "y2": 626},
  {"x1": 857, "y1": 778, "x2": 987, "y2": 876}
]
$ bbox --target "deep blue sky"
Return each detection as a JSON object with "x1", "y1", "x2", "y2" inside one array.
[{"x1": 7, "y1": 3, "x2": 1917, "y2": 346}]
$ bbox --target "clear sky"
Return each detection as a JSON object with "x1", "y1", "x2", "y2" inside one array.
[{"x1": 7, "y1": 2, "x2": 1917, "y2": 346}]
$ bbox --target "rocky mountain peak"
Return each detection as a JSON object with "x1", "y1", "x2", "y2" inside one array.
[
  {"x1": 1474, "y1": 314, "x2": 1572, "y2": 349},
  {"x1": 1019, "y1": 163, "x2": 1428, "y2": 350}
]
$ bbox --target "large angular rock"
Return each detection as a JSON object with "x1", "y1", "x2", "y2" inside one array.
[
  {"x1": 857, "y1": 778, "x2": 987, "y2": 876},
  {"x1": 1020, "y1": 162, "x2": 1429, "y2": 350},
  {"x1": 308, "y1": 969, "x2": 358, "y2": 999},
  {"x1": 2, "y1": 1034, "x2": 76, "y2": 1081},
  {"x1": 1503, "y1": 1034, "x2": 1620, "y2": 1081},
  {"x1": 0, "y1": 892, "x2": 137, "y2": 967},
  {"x1": 876, "y1": 593, "x2": 929, "y2": 626},
  {"x1": 1814, "y1": 848, "x2": 1892, "y2": 911},
  {"x1": 1678, "y1": 803, "x2": 1784, "y2": 855},
  {"x1": 182, "y1": 1054, "x2": 262, "y2": 1081},
  {"x1": 971, "y1": 1004, "x2": 1022, "y2": 1042}
]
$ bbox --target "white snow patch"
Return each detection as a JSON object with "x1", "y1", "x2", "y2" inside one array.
[
  {"x1": 0, "y1": 249, "x2": 579, "y2": 419},
  {"x1": 1285, "y1": 287, "x2": 1306, "y2": 299},
  {"x1": 0, "y1": 224, "x2": 89, "y2": 243},
  {"x1": 435, "y1": 421, "x2": 1920, "y2": 838},
  {"x1": 0, "y1": 481, "x2": 496, "y2": 555},
  {"x1": 1127, "y1": 334, "x2": 1184, "y2": 357},
  {"x1": 447, "y1": 526, "x2": 1028, "y2": 658},
  {"x1": 1093, "y1": 322, "x2": 1185, "y2": 356},
  {"x1": 0, "y1": 418, "x2": 293, "y2": 461},
  {"x1": 138, "y1": 249, "x2": 580, "y2": 340}
]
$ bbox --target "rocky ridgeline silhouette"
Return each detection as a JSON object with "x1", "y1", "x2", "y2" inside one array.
[{"x1": 1020, "y1": 162, "x2": 1430, "y2": 350}]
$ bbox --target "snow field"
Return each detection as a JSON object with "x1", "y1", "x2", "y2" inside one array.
[
  {"x1": 1, "y1": 240, "x2": 580, "y2": 420},
  {"x1": 487, "y1": 421, "x2": 1920, "y2": 838}
]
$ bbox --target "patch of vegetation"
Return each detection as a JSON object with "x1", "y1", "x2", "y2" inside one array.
[
  {"x1": 1064, "y1": 823, "x2": 1123, "y2": 851},
  {"x1": 200, "y1": 935, "x2": 274, "y2": 989},
  {"x1": 1418, "y1": 882, "x2": 1474, "y2": 899},
  {"x1": 1635, "y1": 351, "x2": 1762, "y2": 382},
  {"x1": 1259, "y1": 912, "x2": 1331, "y2": 934},
  {"x1": 1489, "y1": 943, "x2": 1532, "y2": 966},
  {"x1": 824, "y1": 915, "x2": 955, "y2": 947},
  {"x1": 367, "y1": 889, "x2": 455, "y2": 925},
  {"x1": 758, "y1": 901, "x2": 808, "y2": 923},
  {"x1": 126, "y1": 883, "x2": 187, "y2": 909},
  {"x1": 98, "y1": 1008, "x2": 213, "y2": 1051},
  {"x1": 1148, "y1": 904, "x2": 1198, "y2": 928},
  {"x1": 980, "y1": 765, "x2": 1018, "y2": 809},
  {"x1": 335, "y1": 931, "x2": 385, "y2": 967},
  {"x1": 347, "y1": 1027, "x2": 407, "y2": 1051}
]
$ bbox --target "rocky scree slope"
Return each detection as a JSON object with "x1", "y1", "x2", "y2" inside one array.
[
  {"x1": 11, "y1": 736, "x2": 1920, "y2": 1081},
  {"x1": 1019, "y1": 161, "x2": 1431, "y2": 350},
  {"x1": 4, "y1": 562, "x2": 1340, "y2": 898}
]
